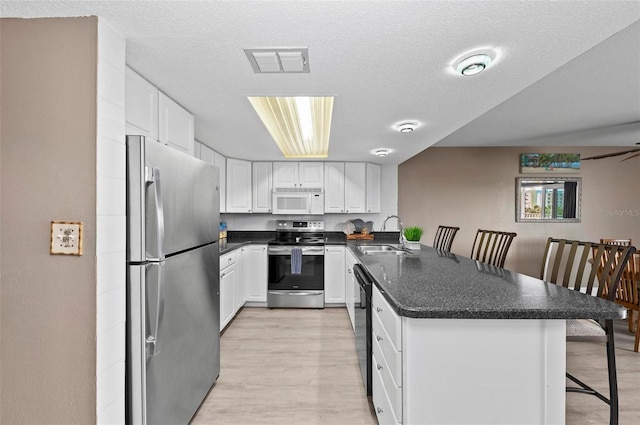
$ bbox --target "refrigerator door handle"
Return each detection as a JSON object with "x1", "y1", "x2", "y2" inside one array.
[
  {"x1": 146, "y1": 262, "x2": 165, "y2": 357},
  {"x1": 145, "y1": 167, "x2": 165, "y2": 261}
]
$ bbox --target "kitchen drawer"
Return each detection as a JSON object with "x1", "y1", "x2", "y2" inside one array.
[
  {"x1": 372, "y1": 352, "x2": 402, "y2": 425},
  {"x1": 372, "y1": 310, "x2": 402, "y2": 387},
  {"x1": 220, "y1": 250, "x2": 238, "y2": 271},
  {"x1": 372, "y1": 338, "x2": 402, "y2": 421},
  {"x1": 372, "y1": 287, "x2": 402, "y2": 351}
]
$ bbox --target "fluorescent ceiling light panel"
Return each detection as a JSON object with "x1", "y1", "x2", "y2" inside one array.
[{"x1": 248, "y1": 96, "x2": 334, "y2": 158}]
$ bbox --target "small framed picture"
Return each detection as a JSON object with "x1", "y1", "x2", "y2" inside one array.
[{"x1": 50, "y1": 221, "x2": 83, "y2": 256}]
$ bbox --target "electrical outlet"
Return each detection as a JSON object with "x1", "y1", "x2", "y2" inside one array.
[{"x1": 50, "y1": 221, "x2": 83, "y2": 256}]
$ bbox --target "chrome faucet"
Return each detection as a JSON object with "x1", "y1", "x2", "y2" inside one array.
[{"x1": 382, "y1": 215, "x2": 405, "y2": 248}]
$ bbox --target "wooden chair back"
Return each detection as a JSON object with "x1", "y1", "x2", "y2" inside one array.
[
  {"x1": 617, "y1": 252, "x2": 639, "y2": 306},
  {"x1": 432, "y1": 225, "x2": 460, "y2": 252},
  {"x1": 470, "y1": 229, "x2": 517, "y2": 268},
  {"x1": 600, "y1": 238, "x2": 632, "y2": 246},
  {"x1": 540, "y1": 238, "x2": 636, "y2": 301},
  {"x1": 616, "y1": 252, "x2": 640, "y2": 351}
]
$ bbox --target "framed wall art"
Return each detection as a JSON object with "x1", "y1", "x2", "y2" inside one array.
[{"x1": 519, "y1": 153, "x2": 580, "y2": 174}]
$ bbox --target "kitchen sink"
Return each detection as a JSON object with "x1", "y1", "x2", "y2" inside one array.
[{"x1": 357, "y1": 245, "x2": 411, "y2": 255}]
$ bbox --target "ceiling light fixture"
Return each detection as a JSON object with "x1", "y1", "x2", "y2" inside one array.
[
  {"x1": 395, "y1": 121, "x2": 419, "y2": 133},
  {"x1": 374, "y1": 149, "x2": 391, "y2": 157},
  {"x1": 248, "y1": 96, "x2": 334, "y2": 158},
  {"x1": 451, "y1": 48, "x2": 499, "y2": 77}
]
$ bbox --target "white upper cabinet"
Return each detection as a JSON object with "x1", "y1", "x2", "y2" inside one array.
[
  {"x1": 125, "y1": 67, "x2": 158, "y2": 141},
  {"x1": 197, "y1": 142, "x2": 226, "y2": 212},
  {"x1": 298, "y1": 162, "x2": 324, "y2": 187},
  {"x1": 366, "y1": 163, "x2": 381, "y2": 213},
  {"x1": 273, "y1": 162, "x2": 297, "y2": 188},
  {"x1": 213, "y1": 151, "x2": 227, "y2": 213},
  {"x1": 344, "y1": 162, "x2": 366, "y2": 213},
  {"x1": 126, "y1": 67, "x2": 194, "y2": 156},
  {"x1": 226, "y1": 158, "x2": 252, "y2": 213},
  {"x1": 273, "y1": 162, "x2": 324, "y2": 188},
  {"x1": 324, "y1": 162, "x2": 345, "y2": 213},
  {"x1": 252, "y1": 162, "x2": 273, "y2": 213},
  {"x1": 158, "y1": 92, "x2": 195, "y2": 156},
  {"x1": 198, "y1": 142, "x2": 215, "y2": 164}
]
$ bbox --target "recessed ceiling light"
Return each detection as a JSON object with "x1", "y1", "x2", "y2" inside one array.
[
  {"x1": 374, "y1": 149, "x2": 391, "y2": 157},
  {"x1": 452, "y1": 49, "x2": 499, "y2": 76},
  {"x1": 394, "y1": 121, "x2": 419, "y2": 133}
]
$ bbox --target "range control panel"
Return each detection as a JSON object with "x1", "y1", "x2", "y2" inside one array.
[{"x1": 276, "y1": 220, "x2": 325, "y2": 231}]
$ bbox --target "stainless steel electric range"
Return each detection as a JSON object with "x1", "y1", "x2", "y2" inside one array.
[{"x1": 267, "y1": 220, "x2": 325, "y2": 308}]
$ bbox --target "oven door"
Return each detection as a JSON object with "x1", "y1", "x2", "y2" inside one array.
[
  {"x1": 268, "y1": 246, "x2": 324, "y2": 290},
  {"x1": 267, "y1": 245, "x2": 325, "y2": 308}
]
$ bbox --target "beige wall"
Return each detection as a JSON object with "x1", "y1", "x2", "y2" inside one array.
[
  {"x1": 399, "y1": 146, "x2": 640, "y2": 277},
  {"x1": 1, "y1": 17, "x2": 97, "y2": 423}
]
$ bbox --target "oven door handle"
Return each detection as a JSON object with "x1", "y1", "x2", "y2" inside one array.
[{"x1": 268, "y1": 246, "x2": 325, "y2": 256}]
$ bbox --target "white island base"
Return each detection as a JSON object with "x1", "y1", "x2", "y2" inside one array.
[{"x1": 372, "y1": 301, "x2": 566, "y2": 425}]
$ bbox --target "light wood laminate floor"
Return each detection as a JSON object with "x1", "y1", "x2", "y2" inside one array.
[
  {"x1": 193, "y1": 308, "x2": 377, "y2": 425},
  {"x1": 193, "y1": 308, "x2": 639, "y2": 424}
]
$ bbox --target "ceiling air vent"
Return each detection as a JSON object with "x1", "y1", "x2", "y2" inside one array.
[{"x1": 244, "y1": 48, "x2": 310, "y2": 73}]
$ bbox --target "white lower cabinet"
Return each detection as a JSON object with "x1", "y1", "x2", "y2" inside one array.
[
  {"x1": 371, "y1": 285, "x2": 566, "y2": 424},
  {"x1": 220, "y1": 251, "x2": 238, "y2": 331},
  {"x1": 372, "y1": 286, "x2": 402, "y2": 424},
  {"x1": 372, "y1": 352, "x2": 402, "y2": 425},
  {"x1": 220, "y1": 249, "x2": 252, "y2": 331},
  {"x1": 324, "y1": 246, "x2": 345, "y2": 304},
  {"x1": 345, "y1": 249, "x2": 358, "y2": 331},
  {"x1": 235, "y1": 248, "x2": 246, "y2": 312},
  {"x1": 244, "y1": 245, "x2": 268, "y2": 302}
]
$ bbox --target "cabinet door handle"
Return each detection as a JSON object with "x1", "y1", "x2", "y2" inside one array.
[
  {"x1": 377, "y1": 363, "x2": 383, "y2": 370},
  {"x1": 376, "y1": 307, "x2": 383, "y2": 313},
  {"x1": 376, "y1": 407, "x2": 383, "y2": 414},
  {"x1": 376, "y1": 335, "x2": 383, "y2": 342}
]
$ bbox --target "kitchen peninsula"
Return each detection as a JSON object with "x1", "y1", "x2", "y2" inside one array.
[{"x1": 351, "y1": 243, "x2": 626, "y2": 425}]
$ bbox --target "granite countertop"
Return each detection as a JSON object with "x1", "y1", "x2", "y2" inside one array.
[
  {"x1": 350, "y1": 242, "x2": 627, "y2": 321},
  {"x1": 220, "y1": 231, "x2": 400, "y2": 254},
  {"x1": 219, "y1": 231, "x2": 275, "y2": 254}
]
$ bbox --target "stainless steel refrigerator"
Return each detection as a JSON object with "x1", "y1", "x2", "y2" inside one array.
[{"x1": 126, "y1": 135, "x2": 220, "y2": 425}]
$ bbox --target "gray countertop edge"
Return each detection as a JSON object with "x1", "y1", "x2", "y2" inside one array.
[{"x1": 346, "y1": 243, "x2": 627, "y2": 321}]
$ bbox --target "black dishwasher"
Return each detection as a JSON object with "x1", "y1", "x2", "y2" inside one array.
[{"x1": 353, "y1": 264, "x2": 372, "y2": 395}]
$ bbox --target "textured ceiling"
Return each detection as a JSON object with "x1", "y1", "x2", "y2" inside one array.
[{"x1": 2, "y1": 1, "x2": 639, "y2": 164}]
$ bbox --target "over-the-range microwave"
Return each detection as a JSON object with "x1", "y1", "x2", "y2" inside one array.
[{"x1": 272, "y1": 188, "x2": 324, "y2": 215}]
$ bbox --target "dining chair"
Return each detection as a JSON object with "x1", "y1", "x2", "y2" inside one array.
[
  {"x1": 614, "y1": 251, "x2": 640, "y2": 352},
  {"x1": 432, "y1": 225, "x2": 460, "y2": 253},
  {"x1": 600, "y1": 238, "x2": 633, "y2": 246},
  {"x1": 540, "y1": 238, "x2": 636, "y2": 425},
  {"x1": 470, "y1": 229, "x2": 517, "y2": 268}
]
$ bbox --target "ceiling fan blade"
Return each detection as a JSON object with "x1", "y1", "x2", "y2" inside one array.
[
  {"x1": 621, "y1": 151, "x2": 640, "y2": 161},
  {"x1": 582, "y1": 148, "x2": 640, "y2": 160}
]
